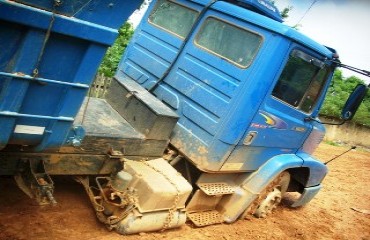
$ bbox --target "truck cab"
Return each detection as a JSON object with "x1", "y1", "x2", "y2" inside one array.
[
  {"x1": 106, "y1": 0, "x2": 333, "y2": 229},
  {"x1": 117, "y1": 0, "x2": 331, "y2": 182}
]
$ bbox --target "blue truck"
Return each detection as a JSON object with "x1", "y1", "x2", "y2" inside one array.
[{"x1": 0, "y1": 0, "x2": 368, "y2": 235}]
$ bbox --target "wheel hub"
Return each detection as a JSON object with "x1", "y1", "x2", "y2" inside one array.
[{"x1": 254, "y1": 187, "x2": 282, "y2": 218}]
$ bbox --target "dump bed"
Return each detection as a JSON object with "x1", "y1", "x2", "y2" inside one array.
[{"x1": 0, "y1": 0, "x2": 143, "y2": 151}]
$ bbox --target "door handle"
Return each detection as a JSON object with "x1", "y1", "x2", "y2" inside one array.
[{"x1": 243, "y1": 131, "x2": 257, "y2": 145}]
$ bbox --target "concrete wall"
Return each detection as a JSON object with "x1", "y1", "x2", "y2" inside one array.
[{"x1": 321, "y1": 117, "x2": 370, "y2": 147}]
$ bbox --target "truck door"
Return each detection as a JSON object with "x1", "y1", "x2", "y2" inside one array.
[
  {"x1": 117, "y1": 0, "x2": 201, "y2": 88},
  {"x1": 119, "y1": 0, "x2": 275, "y2": 171},
  {"x1": 225, "y1": 47, "x2": 331, "y2": 171},
  {"x1": 150, "y1": 3, "x2": 278, "y2": 170}
]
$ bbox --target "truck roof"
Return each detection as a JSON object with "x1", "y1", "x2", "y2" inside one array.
[
  {"x1": 192, "y1": 0, "x2": 334, "y2": 59},
  {"x1": 225, "y1": 0, "x2": 283, "y2": 22}
]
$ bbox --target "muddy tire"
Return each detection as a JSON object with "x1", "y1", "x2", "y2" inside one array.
[{"x1": 253, "y1": 171, "x2": 290, "y2": 218}]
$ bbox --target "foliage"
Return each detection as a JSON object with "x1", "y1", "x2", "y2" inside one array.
[
  {"x1": 280, "y1": 5, "x2": 292, "y2": 19},
  {"x1": 271, "y1": 0, "x2": 292, "y2": 20},
  {"x1": 324, "y1": 140, "x2": 341, "y2": 147},
  {"x1": 320, "y1": 70, "x2": 370, "y2": 126},
  {"x1": 98, "y1": 22, "x2": 134, "y2": 77}
]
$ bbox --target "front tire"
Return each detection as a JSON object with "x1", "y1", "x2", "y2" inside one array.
[{"x1": 253, "y1": 171, "x2": 290, "y2": 218}]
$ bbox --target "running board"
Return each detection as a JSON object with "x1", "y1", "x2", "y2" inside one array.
[
  {"x1": 188, "y1": 210, "x2": 224, "y2": 227},
  {"x1": 198, "y1": 182, "x2": 236, "y2": 196},
  {"x1": 186, "y1": 190, "x2": 225, "y2": 227}
]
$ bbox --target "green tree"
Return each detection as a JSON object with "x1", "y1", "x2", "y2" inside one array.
[
  {"x1": 271, "y1": 1, "x2": 292, "y2": 20},
  {"x1": 280, "y1": 5, "x2": 292, "y2": 19},
  {"x1": 98, "y1": 22, "x2": 134, "y2": 77},
  {"x1": 320, "y1": 70, "x2": 370, "y2": 126}
]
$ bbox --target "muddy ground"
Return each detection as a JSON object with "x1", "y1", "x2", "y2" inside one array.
[{"x1": 0, "y1": 143, "x2": 369, "y2": 240}]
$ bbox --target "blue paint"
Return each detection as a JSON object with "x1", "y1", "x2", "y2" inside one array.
[
  {"x1": 1, "y1": 0, "x2": 334, "y2": 212},
  {"x1": 297, "y1": 151, "x2": 328, "y2": 187},
  {"x1": 0, "y1": 72, "x2": 89, "y2": 88},
  {"x1": 290, "y1": 185, "x2": 322, "y2": 207},
  {"x1": 211, "y1": 1, "x2": 333, "y2": 58},
  {"x1": 117, "y1": 0, "x2": 332, "y2": 197},
  {"x1": 0, "y1": 0, "x2": 143, "y2": 151},
  {"x1": 231, "y1": 0, "x2": 283, "y2": 22},
  {"x1": 242, "y1": 154, "x2": 303, "y2": 191}
]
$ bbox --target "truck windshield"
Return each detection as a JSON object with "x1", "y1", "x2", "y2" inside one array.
[
  {"x1": 148, "y1": 0, "x2": 198, "y2": 39},
  {"x1": 272, "y1": 50, "x2": 329, "y2": 113}
]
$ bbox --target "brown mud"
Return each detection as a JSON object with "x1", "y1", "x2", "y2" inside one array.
[{"x1": 0, "y1": 143, "x2": 369, "y2": 240}]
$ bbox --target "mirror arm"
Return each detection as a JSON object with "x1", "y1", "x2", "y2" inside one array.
[
  {"x1": 331, "y1": 60, "x2": 370, "y2": 78},
  {"x1": 304, "y1": 116, "x2": 346, "y2": 126}
]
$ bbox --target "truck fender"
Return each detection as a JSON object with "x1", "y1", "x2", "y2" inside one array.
[
  {"x1": 297, "y1": 151, "x2": 328, "y2": 187},
  {"x1": 221, "y1": 154, "x2": 303, "y2": 223}
]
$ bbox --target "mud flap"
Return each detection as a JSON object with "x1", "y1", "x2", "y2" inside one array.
[{"x1": 290, "y1": 185, "x2": 322, "y2": 208}]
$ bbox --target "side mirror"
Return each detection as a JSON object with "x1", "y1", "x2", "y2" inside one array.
[{"x1": 341, "y1": 84, "x2": 368, "y2": 120}]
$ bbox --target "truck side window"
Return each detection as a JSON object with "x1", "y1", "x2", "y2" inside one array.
[
  {"x1": 272, "y1": 50, "x2": 329, "y2": 113},
  {"x1": 148, "y1": 0, "x2": 198, "y2": 39},
  {"x1": 195, "y1": 17, "x2": 262, "y2": 68}
]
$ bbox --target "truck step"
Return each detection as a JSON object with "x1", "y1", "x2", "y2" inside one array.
[
  {"x1": 187, "y1": 210, "x2": 224, "y2": 227},
  {"x1": 198, "y1": 182, "x2": 236, "y2": 196},
  {"x1": 186, "y1": 190, "x2": 225, "y2": 227},
  {"x1": 106, "y1": 77, "x2": 178, "y2": 141}
]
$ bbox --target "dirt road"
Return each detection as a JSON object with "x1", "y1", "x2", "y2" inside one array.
[{"x1": 0, "y1": 143, "x2": 369, "y2": 240}]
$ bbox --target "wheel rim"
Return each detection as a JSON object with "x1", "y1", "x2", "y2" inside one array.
[
  {"x1": 254, "y1": 187, "x2": 282, "y2": 218},
  {"x1": 252, "y1": 172, "x2": 290, "y2": 218}
]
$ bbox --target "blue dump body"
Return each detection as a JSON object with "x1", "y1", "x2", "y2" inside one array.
[{"x1": 0, "y1": 0, "x2": 143, "y2": 151}]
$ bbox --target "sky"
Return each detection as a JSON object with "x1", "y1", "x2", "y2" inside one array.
[{"x1": 274, "y1": 0, "x2": 370, "y2": 83}]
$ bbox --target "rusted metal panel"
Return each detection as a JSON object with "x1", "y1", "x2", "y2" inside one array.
[
  {"x1": 0, "y1": 153, "x2": 121, "y2": 175},
  {"x1": 2, "y1": 97, "x2": 170, "y2": 158},
  {"x1": 59, "y1": 137, "x2": 169, "y2": 157},
  {"x1": 106, "y1": 78, "x2": 178, "y2": 141}
]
